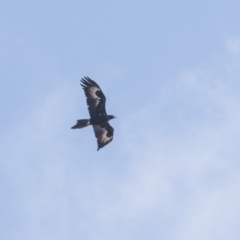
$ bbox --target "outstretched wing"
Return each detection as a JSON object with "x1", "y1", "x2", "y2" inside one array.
[
  {"x1": 80, "y1": 77, "x2": 107, "y2": 118},
  {"x1": 93, "y1": 123, "x2": 114, "y2": 150}
]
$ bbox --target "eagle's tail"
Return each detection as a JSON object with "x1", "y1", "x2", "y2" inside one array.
[{"x1": 71, "y1": 119, "x2": 90, "y2": 129}]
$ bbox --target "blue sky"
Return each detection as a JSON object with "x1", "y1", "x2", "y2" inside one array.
[{"x1": 1, "y1": 1, "x2": 240, "y2": 239}]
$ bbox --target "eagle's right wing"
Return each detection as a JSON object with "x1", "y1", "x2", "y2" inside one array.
[{"x1": 92, "y1": 122, "x2": 114, "y2": 151}]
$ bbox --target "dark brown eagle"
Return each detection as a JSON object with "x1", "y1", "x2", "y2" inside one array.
[{"x1": 71, "y1": 77, "x2": 116, "y2": 150}]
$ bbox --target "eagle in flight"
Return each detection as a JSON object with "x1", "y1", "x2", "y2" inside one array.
[{"x1": 71, "y1": 77, "x2": 116, "y2": 150}]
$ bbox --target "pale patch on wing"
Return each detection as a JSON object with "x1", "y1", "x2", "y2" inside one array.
[
  {"x1": 85, "y1": 86, "x2": 101, "y2": 115},
  {"x1": 87, "y1": 85, "x2": 101, "y2": 98},
  {"x1": 92, "y1": 123, "x2": 114, "y2": 150}
]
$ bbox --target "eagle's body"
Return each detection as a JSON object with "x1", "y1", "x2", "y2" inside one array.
[
  {"x1": 90, "y1": 115, "x2": 114, "y2": 125},
  {"x1": 71, "y1": 77, "x2": 116, "y2": 150}
]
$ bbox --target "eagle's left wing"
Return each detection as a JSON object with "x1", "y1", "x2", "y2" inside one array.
[
  {"x1": 92, "y1": 122, "x2": 114, "y2": 151},
  {"x1": 80, "y1": 77, "x2": 107, "y2": 118}
]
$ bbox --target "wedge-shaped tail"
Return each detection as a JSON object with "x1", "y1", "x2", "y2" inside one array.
[{"x1": 71, "y1": 119, "x2": 90, "y2": 129}]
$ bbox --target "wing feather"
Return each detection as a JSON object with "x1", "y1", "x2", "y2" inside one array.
[
  {"x1": 92, "y1": 123, "x2": 114, "y2": 150},
  {"x1": 80, "y1": 77, "x2": 107, "y2": 117}
]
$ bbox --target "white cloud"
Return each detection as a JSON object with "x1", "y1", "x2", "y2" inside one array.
[{"x1": 2, "y1": 43, "x2": 240, "y2": 240}]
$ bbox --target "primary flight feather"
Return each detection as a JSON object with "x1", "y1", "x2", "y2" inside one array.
[{"x1": 71, "y1": 77, "x2": 116, "y2": 150}]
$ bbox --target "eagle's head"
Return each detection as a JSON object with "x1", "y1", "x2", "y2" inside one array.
[{"x1": 108, "y1": 115, "x2": 116, "y2": 121}]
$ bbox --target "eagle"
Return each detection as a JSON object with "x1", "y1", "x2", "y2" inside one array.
[{"x1": 71, "y1": 77, "x2": 116, "y2": 151}]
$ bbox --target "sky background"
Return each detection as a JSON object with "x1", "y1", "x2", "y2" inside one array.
[{"x1": 1, "y1": 1, "x2": 240, "y2": 239}]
